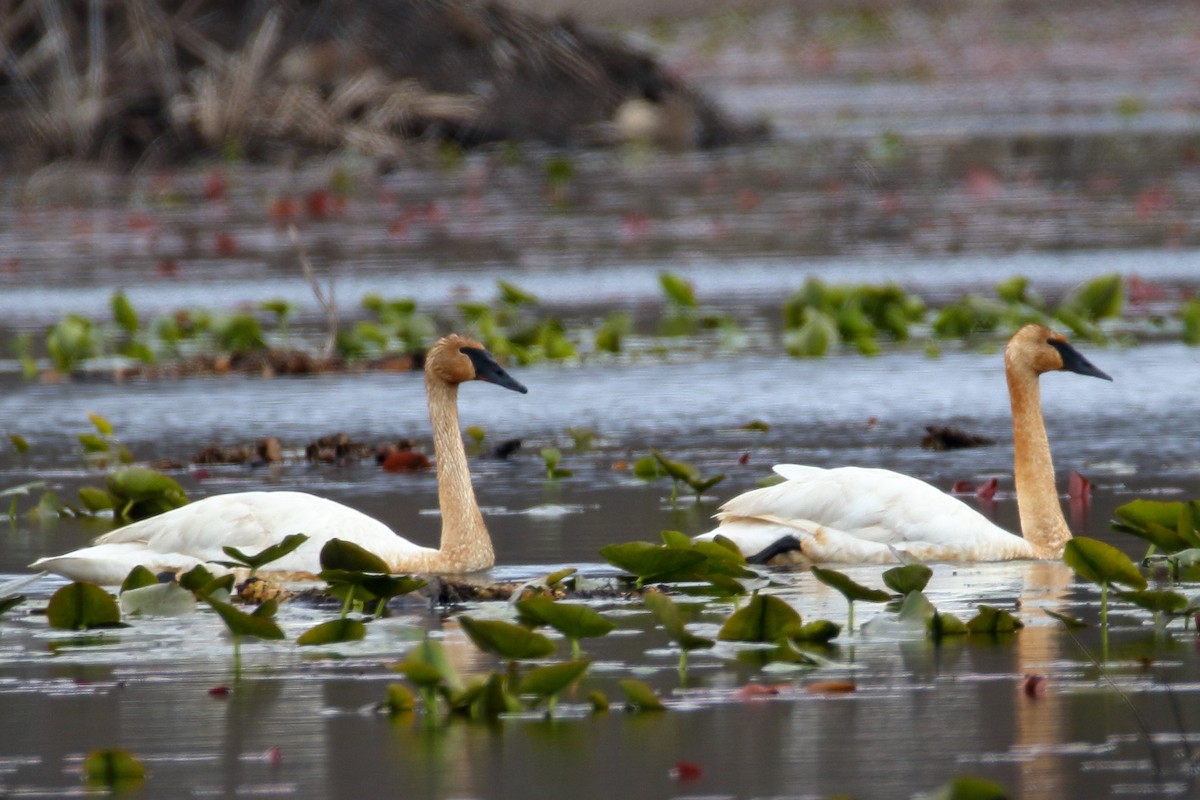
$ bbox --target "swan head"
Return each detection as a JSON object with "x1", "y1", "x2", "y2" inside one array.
[
  {"x1": 426, "y1": 334, "x2": 528, "y2": 393},
  {"x1": 1006, "y1": 324, "x2": 1112, "y2": 381}
]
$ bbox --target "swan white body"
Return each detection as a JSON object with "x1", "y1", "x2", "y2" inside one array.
[
  {"x1": 31, "y1": 491, "x2": 443, "y2": 585},
  {"x1": 31, "y1": 334, "x2": 527, "y2": 585},
  {"x1": 697, "y1": 324, "x2": 1112, "y2": 565},
  {"x1": 696, "y1": 464, "x2": 1036, "y2": 564}
]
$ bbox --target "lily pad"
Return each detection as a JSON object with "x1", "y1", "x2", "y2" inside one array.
[
  {"x1": 46, "y1": 582, "x2": 123, "y2": 630},
  {"x1": 618, "y1": 678, "x2": 665, "y2": 711},
  {"x1": 599, "y1": 541, "x2": 707, "y2": 581},
  {"x1": 394, "y1": 637, "x2": 461, "y2": 692},
  {"x1": 792, "y1": 619, "x2": 841, "y2": 643},
  {"x1": 966, "y1": 606, "x2": 1024, "y2": 634},
  {"x1": 119, "y1": 565, "x2": 158, "y2": 593},
  {"x1": 120, "y1": 582, "x2": 197, "y2": 617},
  {"x1": 205, "y1": 597, "x2": 285, "y2": 640},
  {"x1": 811, "y1": 566, "x2": 891, "y2": 603},
  {"x1": 643, "y1": 591, "x2": 714, "y2": 650},
  {"x1": 384, "y1": 683, "x2": 416, "y2": 714},
  {"x1": 297, "y1": 618, "x2": 367, "y2": 645},
  {"x1": 83, "y1": 749, "x2": 146, "y2": 789},
  {"x1": 218, "y1": 533, "x2": 309, "y2": 573},
  {"x1": 516, "y1": 596, "x2": 615, "y2": 641},
  {"x1": 319, "y1": 539, "x2": 390, "y2": 573},
  {"x1": 1045, "y1": 609, "x2": 1088, "y2": 629},
  {"x1": 106, "y1": 467, "x2": 189, "y2": 520},
  {"x1": 518, "y1": 660, "x2": 591, "y2": 699},
  {"x1": 458, "y1": 616, "x2": 555, "y2": 661},
  {"x1": 718, "y1": 593, "x2": 803, "y2": 642},
  {"x1": 1117, "y1": 589, "x2": 1190, "y2": 615},
  {"x1": 1063, "y1": 537, "x2": 1147, "y2": 590},
  {"x1": 882, "y1": 563, "x2": 933, "y2": 595}
]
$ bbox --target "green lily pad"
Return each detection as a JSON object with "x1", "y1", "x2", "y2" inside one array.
[
  {"x1": 384, "y1": 683, "x2": 416, "y2": 714},
  {"x1": 1045, "y1": 609, "x2": 1088, "y2": 629},
  {"x1": 718, "y1": 593, "x2": 803, "y2": 642},
  {"x1": 319, "y1": 539, "x2": 390, "y2": 573},
  {"x1": 205, "y1": 597, "x2": 285, "y2": 640},
  {"x1": 924, "y1": 775, "x2": 1010, "y2": 800},
  {"x1": 119, "y1": 582, "x2": 196, "y2": 617},
  {"x1": 458, "y1": 616, "x2": 556, "y2": 661},
  {"x1": 518, "y1": 660, "x2": 591, "y2": 699},
  {"x1": 77, "y1": 486, "x2": 113, "y2": 513},
  {"x1": 792, "y1": 619, "x2": 841, "y2": 643},
  {"x1": 83, "y1": 749, "x2": 145, "y2": 788},
  {"x1": 882, "y1": 563, "x2": 933, "y2": 594},
  {"x1": 0, "y1": 595, "x2": 26, "y2": 615},
  {"x1": 966, "y1": 606, "x2": 1024, "y2": 634},
  {"x1": 105, "y1": 467, "x2": 189, "y2": 518},
  {"x1": 928, "y1": 610, "x2": 969, "y2": 639},
  {"x1": 618, "y1": 678, "x2": 665, "y2": 711},
  {"x1": 516, "y1": 596, "x2": 615, "y2": 640},
  {"x1": 659, "y1": 272, "x2": 697, "y2": 308},
  {"x1": 1117, "y1": 589, "x2": 1190, "y2": 614},
  {"x1": 218, "y1": 533, "x2": 309, "y2": 573},
  {"x1": 46, "y1": 582, "x2": 123, "y2": 630},
  {"x1": 119, "y1": 565, "x2": 158, "y2": 593},
  {"x1": 465, "y1": 672, "x2": 522, "y2": 720},
  {"x1": 643, "y1": 591, "x2": 714, "y2": 650},
  {"x1": 811, "y1": 566, "x2": 891, "y2": 603},
  {"x1": 544, "y1": 567, "x2": 577, "y2": 588},
  {"x1": 297, "y1": 618, "x2": 367, "y2": 645},
  {"x1": 599, "y1": 541, "x2": 707, "y2": 580},
  {"x1": 1063, "y1": 537, "x2": 1147, "y2": 590},
  {"x1": 394, "y1": 637, "x2": 461, "y2": 691}
]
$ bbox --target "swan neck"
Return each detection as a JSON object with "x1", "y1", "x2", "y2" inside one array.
[
  {"x1": 1007, "y1": 365, "x2": 1072, "y2": 556},
  {"x1": 426, "y1": 376, "x2": 493, "y2": 571}
]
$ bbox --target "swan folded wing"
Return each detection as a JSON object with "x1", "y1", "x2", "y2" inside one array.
[{"x1": 712, "y1": 465, "x2": 1037, "y2": 563}]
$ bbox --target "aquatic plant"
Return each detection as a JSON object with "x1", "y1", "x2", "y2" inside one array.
[
  {"x1": 651, "y1": 450, "x2": 725, "y2": 505},
  {"x1": 316, "y1": 538, "x2": 426, "y2": 618},
  {"x1": 810, "y1": 566, "x2": 890, "y2": 633},
  {"x1": 600, "y1": 530, "x2": 753, "y2": 592},
  {"x1": 882, "y1": 563, "x2": 933, "y2": 594},
  {"x1": 46, "y1": 582, "x2": 124, "y2": 630},
  {"x1": 517, "y1": 659, "x2": 591, "y2": 717},
  {"x1": 618, "y1": 678, "x2": 665, "y2": 712},
  {"x1": 516, "y1": 595, "x2": 615, "y2": 658},
  {"x1": 83, "y1": 749, "x2": 146, "y2": 791},
  {"x1": 1062, "y1": 536, "x2": 1147, "y2": 656},
  {"x1": 1112, "y1": 498, "x2": 1200, "y2": 556},
  {"x1": 394, "y1": 636, "x2": 463, "y2": 718},
  {"x1": 205, "y1": 596, "x2": 286, "y2": 678},
  {"x1": 643, "y1": 589, "x2": 714, "y2": 680},
  {"x1": 540, "y1": 447, "x2": 572, "y2": 480},
  {"x1": 104, "y1": 467, "x2": 189, "y2": 522},
  {"x1": 77, "y1": 412, "x2": 133, "y2": 470},
  {"x1": 216, "y1": 533, "x2": 309, "y2": 577}
]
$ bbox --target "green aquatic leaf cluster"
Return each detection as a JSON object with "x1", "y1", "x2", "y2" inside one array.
[{"x1": 13, "y1": 272, "x2": 1200, "y2": 377}]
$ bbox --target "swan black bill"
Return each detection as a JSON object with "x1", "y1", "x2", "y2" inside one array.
[
  {"x1": 1047, "y1": 339, "x2": 1112, "y2": 381},
  {"x1": 461, "y1": 347, "x2": 529, "y2": 393}
]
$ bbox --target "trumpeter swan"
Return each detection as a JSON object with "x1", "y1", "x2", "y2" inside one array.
[
  {"x1": 31, "y1": 334, "x2": 527, "y2": 584},
  {"x1": 695, "y1": 324, "x2": 1111, "y2": 564}
]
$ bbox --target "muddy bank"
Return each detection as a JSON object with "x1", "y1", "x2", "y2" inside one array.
[{"x1": 0, "y1": 0, "x2": 764, "y2": 169}]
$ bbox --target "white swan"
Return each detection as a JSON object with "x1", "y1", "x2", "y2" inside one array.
[
  {"x1": 695, "y1": 324, "x2": 1111, "y2": 564},
  {"x1": 31, "y1": 334, "x2": 527, "y2": 584}
]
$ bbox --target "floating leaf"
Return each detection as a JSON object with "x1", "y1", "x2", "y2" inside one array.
[
  {"x1": 518, "y1": 660, "x2": 591, "y2": 700},
  {"x1": 385, "y1": 683, "x2": 416, "y2": 714},
  {"x1": 298, "y1": 618, "x2": 367, "y2": 645},
  {"x1": 966, "y1": 606, "x2": 1024, "y2": 634},
  {"x1": 8, "y1": 434, "x2": 29, "y2": 454},
  {"x1": 599, "y1": 542, "x2": 707, "y2": 581},
  {"x1": 1045, "y1": 609, "x2": 1088, "y2": 629},
  {"x1": 464, "y1": 672, "x2": 522, "y2": 720},
  {"x1": 659, "y1": 272, "x2": 697, "y2": 309},
  {"x1": 924, "y1": 775, "x2": 1010, "y2": 800},
  {"x1": 544, "y1": 567, "x2": 577, "y2": 588},
  {"x1": 882, "y1": 563, "x2": 933, "y2": 594},
  {"x1": 811, "y1": 567, "x2": 891, "y2": 603},
  {"x1": 83, "y1": 749, "x2": 145, "y2": 788},
  {"x1": 119, "y1": 582, "x2": 196, "y2": 617},
  {"x1": 786, "y1": 308, "x2": 838, "y2": 358},
  {"x1": 206, "y1": 597, "x2": 285, "y2": 640},
  {"x1": 516, "y1": 596, "x2": 615, "y2": 641},
  {"x1": 718, "y1": 593, "x2": 803, "y2": 642},
  {"x1": 792, "y1": 619, "x2": 841, "y2": 642},
  {"x1": 643, "y1": 591, "x2": 714, "y2": 651},
  {"x1": 219, "y1": 533, "x2": 309, "y2": 573},
  {"x1": 458, "y1": 616, "x2": 555, "y2": 661},
  {"x1": 46, "y1": 582, "x2": 123, "y2": 630},
  {"x1": 619, "y1": 679, "x2": 665, "y2": 711},
  {"x1": 632, "y1": 456, "x2": 663, "y2": 480},
  {"x1": 1059, "y1": 273, "x2": 1122, "y2": 322},
  {"x1": 395, "y1": 637, "x2": 461, "y2": 692},
  {"x1": 929, "y1": 610, "x2": 969, "y2": 639},
  {"x1": 1117, "y1": 589, "x2": 1190, "y2": 615},
  {"x1": 589, "y1": 690, "x2": 610, "y2": 712},
  {"x1": 78, "y1": 485, "x2": 113, "y2": 513},
  {"x1": 106, "y1": 467, "x2": 188, "y2": 521},
  {"x1": 0, "y1": 595, "x2": 26, "y2": 614},
  {"x1": 111, "y1": 291, "x2": 140, "y2": 334},
  {"x1": 1063, "y1": 537, "x2": 1147, "y2": 590},
  {"x1": 319, "y1": 539, "x2": 390, "y2": 573}
]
